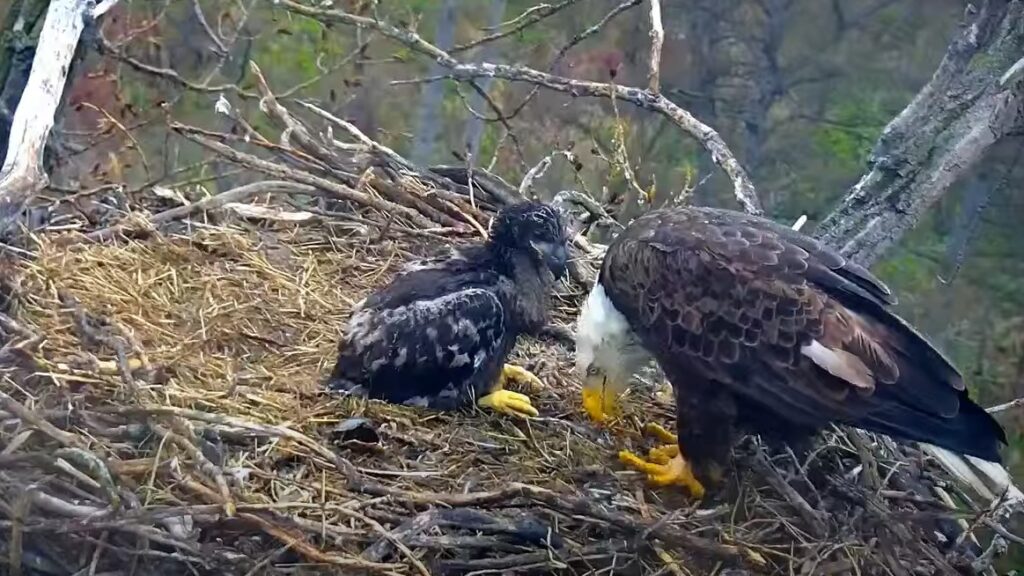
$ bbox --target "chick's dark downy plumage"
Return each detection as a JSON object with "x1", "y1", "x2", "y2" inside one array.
[{"x1": 326, "y1": 201, "x2": 569, "y2": 417}]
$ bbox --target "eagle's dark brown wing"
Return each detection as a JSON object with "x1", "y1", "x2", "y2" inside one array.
[{"x1": 600, "y1": 207, "x2": 1005, "y2": 461}]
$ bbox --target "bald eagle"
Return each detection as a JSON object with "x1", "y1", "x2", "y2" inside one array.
[
  {"x1": 574, "y1": 206, "x2": 1006, "y2": 497},
  {"x1": 327, "y1": 201, "x2": 569, "y2": 418}
]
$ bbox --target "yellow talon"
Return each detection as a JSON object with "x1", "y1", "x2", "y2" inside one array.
[
  {"x1": 648, "y1": 443, "x2": 679, "y2": 464},
  {"x1": 618, "y1": 450, "x2": 705, "y2": 499},
  {"x1": 643, "y1": 422, "x2": 678, "y2": 444},
  {"x1": 498, "y1": 364, "x2": 544, "y2": 393},
  {"x1": 478, "y1": 389, "x2": 538, "y2": 418}
]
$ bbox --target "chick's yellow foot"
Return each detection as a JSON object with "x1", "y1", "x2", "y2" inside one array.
[
  {"x1": 478, "y1": 389, "x2": 538, "y2": 418},
  {"x1": 498, "y1": 364, "x2": 544, "y2": 393},
  {"x1": 618, "y1": 450, "x2": 705, "y2": 499},
  {"x1": 582, "y1": 387, "x2": 622, "y2": 423}
]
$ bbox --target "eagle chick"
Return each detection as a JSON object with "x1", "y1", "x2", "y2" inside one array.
[{"x1": 327, "y1": 201, "x2": 569, "y2": 418}]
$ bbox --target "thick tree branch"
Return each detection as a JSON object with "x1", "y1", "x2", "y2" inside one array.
[{"x1": 816, "y1": 1, "x2": 1024, "y2": 265}]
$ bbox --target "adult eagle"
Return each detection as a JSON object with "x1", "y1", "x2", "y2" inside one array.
[
  {"x1": 574, "y1": 206, "x2": 1006, "y2": 498},
  {"x1": 327, "y1": 201, "x2": 569, "y2": 418}
]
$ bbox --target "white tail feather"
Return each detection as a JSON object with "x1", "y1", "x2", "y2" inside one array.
[{"x1": 923, "y1": 443, "x2": 1024, "y2": 509}]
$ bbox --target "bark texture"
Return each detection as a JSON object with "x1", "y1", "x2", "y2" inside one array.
[{"x1": 815, "y1": 0, "x2": 1024, "y2": 265}]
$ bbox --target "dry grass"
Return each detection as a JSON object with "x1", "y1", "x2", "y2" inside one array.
[{"x1": 0, "y1": 220, "x2": 1014, "y2": 575}]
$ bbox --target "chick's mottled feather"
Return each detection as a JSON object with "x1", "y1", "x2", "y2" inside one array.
[{"x1": 326, "y1": 202, "x2": 568, "y2": 411}]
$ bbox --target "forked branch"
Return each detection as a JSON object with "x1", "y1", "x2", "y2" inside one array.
[{"x1": 281, "y1": 0, "x2": 763, "y2": 216}]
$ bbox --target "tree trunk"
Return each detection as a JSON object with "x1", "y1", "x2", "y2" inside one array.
[
  {"x1": 815, "y1": 0, "x2": 1024, "y2": 265},
  {"x1": 685, "y1": 0, "x2": 789, "y2": 206},
  {"x1": 0, "y1": 0, "x2": 111, "y2": 237},
  {"x1": 410, "y1": 0, "x2": 460, "y2": 166},
  {"x1": 0, "y1": 0, "x2": 51, "y2": 162}
]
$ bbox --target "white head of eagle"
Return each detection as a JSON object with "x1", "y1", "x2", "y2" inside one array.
[
  {"x1": 574, "y1": 280, "x2": 651, "y2": 421},
  {"x1": 327, "y1": 200, "x2": 570, "y2": 416}
]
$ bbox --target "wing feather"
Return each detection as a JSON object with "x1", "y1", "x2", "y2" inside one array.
[
  {"x1": 600, "y1": 207, "x2": 1005, "y2": 459},
  {"x1": 330, "y1": 286, "x2": 507, "y2": 408}
]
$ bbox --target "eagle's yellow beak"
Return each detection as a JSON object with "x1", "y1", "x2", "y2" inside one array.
[{"x1": 581, "y1": 374, "x2": 623, "y2": 423}]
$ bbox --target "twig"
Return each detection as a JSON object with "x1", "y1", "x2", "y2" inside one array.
[
  {"x1": 332, "y1": 507, "x2": 430, "y2": 576},
  {"x1": 240, "y1": 512, "x2": 402, "y2": 573},
  {"x1": 519, "y1": 150, "x2": 578, "y2": 198},
  {"x1": 362, "y1": 509, "x2": 439, "y2": 562},
  {"x1": 169, "y1": 124, "x2": 438, "y2": 230},
  {"x1": 450, "y1": 0, "x2": 581, "y2": 53},
  {"x1": 349, "y1": 479, "x2": 763, "y2": 566},
  {"x1": 987, "y1": 397, "x2": 1024, "y2": 413},
  {"x1": 752, "y1": 451, "x2": 828, "y2": 539},
  {"x1": 0, "y1": 386, "x2": 87, "y2": 449}
]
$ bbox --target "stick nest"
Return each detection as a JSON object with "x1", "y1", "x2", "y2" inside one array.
[{"x1": 0, "y1": 220, "x2": 1015, "y2": 575}]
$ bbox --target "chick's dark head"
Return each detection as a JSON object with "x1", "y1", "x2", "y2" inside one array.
[{"x1": 489, "y1": 201, "x2": 570, "y2": 279}]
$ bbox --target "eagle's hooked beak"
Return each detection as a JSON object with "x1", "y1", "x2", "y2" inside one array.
[{"x1": 581, "y1": 371, "x2": 624, "y2": 423}]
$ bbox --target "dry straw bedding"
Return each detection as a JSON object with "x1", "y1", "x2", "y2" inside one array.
[{"x1": 0, "y1": 221, "x2": 1007, "y2": 575}]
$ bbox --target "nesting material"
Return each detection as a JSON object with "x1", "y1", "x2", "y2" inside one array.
[{"x1": 0, "y1": 221, "x2": 1014, "y2": 575}]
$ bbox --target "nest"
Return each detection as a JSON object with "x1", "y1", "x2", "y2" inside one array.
[{"x1": 0, "y1": 218, "x2": 1017, "y2": 575}]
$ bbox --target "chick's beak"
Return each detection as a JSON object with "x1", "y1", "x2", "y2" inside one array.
[
  {"x1": 581, "y1": 373, "x2": 622, "y2": 423},
  {"x1": 532, "y1": 241, "x2": 569, "y2": 278},
  {"x1": 548, "y1": 244, "x2": 568, "y2": 278}
]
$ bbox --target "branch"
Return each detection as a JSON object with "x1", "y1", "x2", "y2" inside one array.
[
  {"x1": 815, "y1": 2, "x2": 1024, "y2": 264},
  {"x1": 450, "y1": 0, "x2": 581, "y2": 54},
  {"x1": 282, "y1": 0, "x2": 762, "y2": 216},
  {"x1": 0, "y1": 0, "x2": 117, "y2": 236},
  {"x1": 78, "y1": 181, "x2": 317, "y2": 243},
  {"x1": 647, "y1": 0, "x2": 664, "y2": 93},
  {"x1": 168, "y1": 123, "x2": 438, "y2": 230}
]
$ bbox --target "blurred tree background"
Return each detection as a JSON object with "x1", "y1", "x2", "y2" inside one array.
[{"x1": 5, "y1": 0, "x2": 1023, "y2": 501}]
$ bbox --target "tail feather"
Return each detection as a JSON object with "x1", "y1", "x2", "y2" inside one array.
[{"x1": 859, "y1": 392, "x2": 1005, "y2": 463}]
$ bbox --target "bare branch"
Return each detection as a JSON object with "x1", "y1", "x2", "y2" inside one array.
[
  {"x1": 450, "y1": 0, "x2": 581, "y2": 54},
  {"x1": 78, "y1": 181, "x2": 318, "y2": 244},
  {"x1": 987, "y1": 398, "x2": 1024, "y2": 414},
  {"x1": 282, "y1": 0, "x2": 762, "y2": 216},
  {"x1": 519, "y1": 150, "x2": 577, "y2": 197}
]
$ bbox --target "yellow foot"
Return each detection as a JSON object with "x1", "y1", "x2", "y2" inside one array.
[
  {"x1": 478, "y1": 389, "x2": 538, "y2": 418},
  {"x1": 618, "y1": 450, "x2": 705, "y2": 499},
  {"x1": 647, "y1": 443, "x2": 679, "y2": 463},
  {"x1": 498, "y1": 364, "x2": 544, "y2": 393},
  {"x1": 643, "y1": 422, "x2": 678, "y2": 444},
  {"x1": 582, "y1": 386, "x2": 622, "y2": 423}
]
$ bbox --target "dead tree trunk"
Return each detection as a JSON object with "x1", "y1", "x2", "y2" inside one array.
[
  {"x1": 815, "y1": 0, "x2": 1024, "y2": 266},
  {"x1": 687, "y1": 0, "x2": 788, "y2": 179},
  {"x1": 0, "y1": 0, "x2": 54, "y2": 166},
  {"x1": 0, "y1": 0, "x2": 118, "y2": 238}
]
